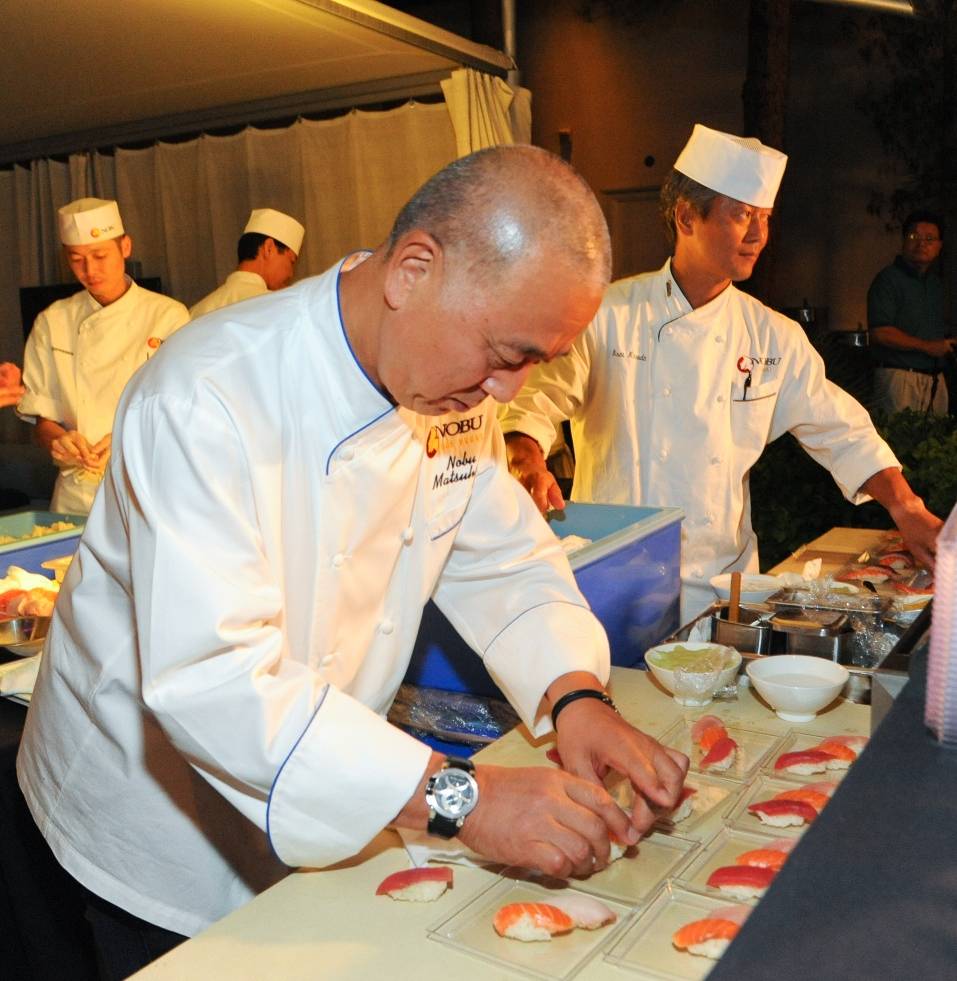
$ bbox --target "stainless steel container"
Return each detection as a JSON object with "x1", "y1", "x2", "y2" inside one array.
[
  {"x1": 711, "y1": 604, "x2": 772, "y2": 654},
  {"x1": 770, "y1": 609, "x2": 851, "y2": 661}
]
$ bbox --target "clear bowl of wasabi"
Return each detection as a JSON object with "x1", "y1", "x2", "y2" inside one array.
[{"x1": 644, "y1": 642, "x2": 742, "y2": 706}]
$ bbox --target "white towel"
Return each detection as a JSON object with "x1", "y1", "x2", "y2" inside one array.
[{"x1": 0, "y1": 653, "x2": 41, "y2": 703}]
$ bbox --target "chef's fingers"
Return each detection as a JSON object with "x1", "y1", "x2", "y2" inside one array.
[
  {"x1": 546, "y1": 478, "x2": 566, "y2": 512},
  {"x1": 0, "y1": 385, "x2": 25, "y2": 408},
  {"x1": 91, "y1": 433, "x2": 112, "y2": 456}
]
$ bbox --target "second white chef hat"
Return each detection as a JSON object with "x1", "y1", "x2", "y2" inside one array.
[
  {"x1": 673, "y1": 124, "x2": 787, "y2": 208},
  {"x1": 244, "y1": 208, "x2": 305, "y2": 255},
  {"x1": 58, "y1": 198, "x2": 125, "y2": 246}
]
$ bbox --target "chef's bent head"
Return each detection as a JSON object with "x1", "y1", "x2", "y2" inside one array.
[
  {"x1": 364, "y1": 145, "x2": 611, "y2": 417},
  {"x1": 660, "y1": 124, "x2": 788, "y2": 283},
  {"x1": 58, "y1": 197, "x2": 132, "y2": 307}
]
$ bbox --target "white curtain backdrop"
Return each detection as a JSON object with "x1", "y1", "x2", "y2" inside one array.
[
  {"x1": 0, "y1": 75, "x2": 528, "y2": 447},
  {"x1": 440, "y1": 67, "x2": 531, "y2": 155}
]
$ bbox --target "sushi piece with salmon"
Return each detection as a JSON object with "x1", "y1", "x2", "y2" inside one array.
[
  {"x1": 772, "y1": 786, "x2": 831, "y2": 814},
  {"x1": 706, "y1": 864, "x2": 777, "y2": 899},
  {"x1": 492, "y1": 902, "x2": 574, "y2": 941},
  {"x1": 747, "y1": 797, "x2": 818, "y2": 827},
  {"x1": 672, "y1": 903, "x2": 751, "y2": 959},
  {"x1": 735, "y1": 838, "x2": 795, "y2": 872},
  {"x1": 376, "y1": 866, "x2": 453, "y2": 902},
  {"x1": 774, "y1": 749, "x2": 835, "y2": 775},
  {"x1": 836, "y1": 566, "x2": 891, "y2": 584}
]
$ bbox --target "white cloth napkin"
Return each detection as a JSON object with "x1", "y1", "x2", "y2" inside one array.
[
  {"x1": 0, "y1": 653, "x2": 41, "y2": 703},
  {"x1": 397, "y1": 828, "x2": 490, "y2": 869}
]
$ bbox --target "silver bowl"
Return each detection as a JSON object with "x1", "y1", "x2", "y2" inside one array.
[{"x1": 0, "y1": 616, "x2": 50, "y2": 657}]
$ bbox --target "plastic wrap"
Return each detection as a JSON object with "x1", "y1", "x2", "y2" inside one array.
[{"x1": 388, "y1": 683, "x2": 520, "y2": 749}]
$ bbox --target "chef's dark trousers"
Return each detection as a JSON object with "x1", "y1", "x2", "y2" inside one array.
[{"x1": 82, "y1": 887, "x2": 187, "y2": 981}]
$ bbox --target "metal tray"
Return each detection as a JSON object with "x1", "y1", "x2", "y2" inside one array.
[{"x1": 0, "y1": 615, "x2": 50, "y2": 657}]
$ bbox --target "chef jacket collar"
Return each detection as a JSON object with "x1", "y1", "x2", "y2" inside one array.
[
  {"x1": 84, "y1": 275, "x2": 136, "y2": 315},
  {"x1": 661, "y1": 258, "x2": 734, "y2": 327}
]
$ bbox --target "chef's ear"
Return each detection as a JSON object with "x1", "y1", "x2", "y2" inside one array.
[
  {"x1": 674, "y1": 199, "x2": 697, "y2": 239},
  {"x1": 119, "y1": 235, "x2": 133, "y2": 260},
  {"x1": 383, "y1": 230, "x2": 441, "y2": 311}
]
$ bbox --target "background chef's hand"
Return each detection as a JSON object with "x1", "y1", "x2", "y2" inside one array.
[
  {"x1": 87, "y1": 433, "x2": 112, "y2": 472},
  {"x1": 50, "y1": 430, "x2": 100, "y2": 470},
  {"x1": 0, "y1": 362, "x2": 25, "y2": 408},
  {"x1": 553, "y1": 697, "x2": 689, "y2": 836},
  {"x1": 889, "y1": 498, "x2": 942, "y2": 571},
  {"x1": 504, "y1": 432, "x2": 565, "y2": 514},
  {"x1": 456, "y1": 763, "x2": 639, "y2": 878}
]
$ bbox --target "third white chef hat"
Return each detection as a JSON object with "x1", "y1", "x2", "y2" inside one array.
[
  {"x1": 58, "y1": 198, "x2": 125, "y2": 246},
  {"x1": 673, "y1": 124, "x2": 787, "y2": 208},
  {"x1": 243, "y1": 208, "x2": 305, "y2": 255}
]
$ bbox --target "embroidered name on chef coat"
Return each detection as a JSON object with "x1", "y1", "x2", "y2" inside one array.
[{"x1": 427, "y1": 413, "x2": 483, "y2": 490}]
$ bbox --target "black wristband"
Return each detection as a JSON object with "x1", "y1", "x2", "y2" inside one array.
[{"x1": 550, "y1": 688, "x2": 618, "y2": 729}]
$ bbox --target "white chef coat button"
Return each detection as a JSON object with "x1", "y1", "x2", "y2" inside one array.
[
  {"x1": 664, "y1": 326, "x2": 673, "y2": 336},
  {"x1": 340, "y1": 447, "x2": 355, "y2": 462},
  {"x1": 379, "y1": 619, "x2": 394, "y2": 635},
  {"x1": 715, "y1": 336, "x2": 725, "y2": 344},
  {"x1": 659, "y1": 449, "x2": 669, "y2": 460},
  {"x1": 716, "y1": 394, "x2": 725, "y2": 403},
  {"x1": 332, "y1": 553, "x2": 345, "y2": 568},
  {"x1": 662, "y1": 386, "x2": 672, "y2": 397},
  {"x1": 693, "y1": 568, "x2": 703, "y2": 578},
  {"x1": 320, "y1": 654, "x2": 335, "y2": 668},
  {"x1": 711, "y1": 456, "x2": 721, "y2": 465},
  {"x1": 401, "y1": 527, "x2": 414, "y2": 545}
]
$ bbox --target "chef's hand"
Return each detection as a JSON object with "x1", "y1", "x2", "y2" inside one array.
[
  {"x1": 458, "y1": 763, "x2": 640, "y2": 878},
  {"x1": 552, "y1": 694, "x2": 689, "y2": 836},
  {"x1": 0, "y1": 363, "x2": 23, "y2": 407},
  {"x1": 0, "y1": 384, "x2": 25, "y2": 409},
  {"x1": 861, "y1": 467, "x2": 943, "y2": 570},
  {"x1": 50, "y1": 430, "x2": 100, "y2": 470},
  {"x1": 87, "y1": 433, "x2": 112, "y2": 472},
  {"x1": 504, "y1": 432, "x2": 565, "y2": 514}
]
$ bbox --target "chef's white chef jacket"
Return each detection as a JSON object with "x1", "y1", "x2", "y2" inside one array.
[
  {"x1": 500, "y1": 260, "x2": 899, "y2": 623},
  {"x1": 18, "y1": 256, "x2": 610, "y2": 937},
  {"x1": 17, "y1": 279, "x2": 189, "y2": 514},
  {"x1": 188, "y1": 269, "x2": 268, "y2": 319}
]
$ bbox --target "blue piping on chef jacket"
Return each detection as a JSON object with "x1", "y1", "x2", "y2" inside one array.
[
  {"x1": 265, "y1": 684, "x2": 330, "y2": 865},
  {"x1": 325, "y1": 254, "x2": 396, "y2": 476},
  {"x1": 482, "y1": 599, "x2": 590, "y2": 654}
]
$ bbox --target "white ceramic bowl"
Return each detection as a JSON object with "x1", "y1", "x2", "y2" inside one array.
[
  {"x1": 746, "y1": 655, "x2": 849, "y2": 722},
  {"x1": 710, "y1": 573, "x2": 783, "y2": 605},
  {"x1": 644, "y1": 642, "x2": 742, "y2": 706}
]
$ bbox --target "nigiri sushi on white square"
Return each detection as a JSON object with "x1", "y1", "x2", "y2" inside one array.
[
  {"x1": 726, "y1": 775, "x2": 821, "y2": 839},
  {"x1": 658, "y1": 717, "x2": 783, "y2": 783}
]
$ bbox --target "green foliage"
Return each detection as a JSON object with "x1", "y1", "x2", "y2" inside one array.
[{"x1": 750, "y1": 409, "x2": 957, "y2": 570}]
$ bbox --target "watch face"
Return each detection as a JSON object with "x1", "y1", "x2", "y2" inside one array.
[{"x1": 431, "y1": 769, "x2": 478, "y2": 819}]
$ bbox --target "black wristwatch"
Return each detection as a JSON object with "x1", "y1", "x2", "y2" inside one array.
[{"x1": 425, "y1": 756, "x2": 479, "y2": 838}]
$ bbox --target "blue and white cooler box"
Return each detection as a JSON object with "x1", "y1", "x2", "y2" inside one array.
[{"x1": 401, "y1": 503, "x2": 682, "y2": 745}]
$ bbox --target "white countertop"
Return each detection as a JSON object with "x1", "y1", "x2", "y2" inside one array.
[{"x1": 133, "y1": 666, "x2": 869, "y2": 980}]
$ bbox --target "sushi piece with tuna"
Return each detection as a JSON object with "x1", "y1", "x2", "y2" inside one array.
[
  {"x1": 672, "y1": 903, "x2": 751, "y2": 959},
  {"x1": 547, "y1": 893, "x2": 617, "y2": 930},
  {"x1": 774, "y1": 749, "x2": 835, "y2": 775},
  {"x1": 691, "y1": 715, "x2": 738, "y2": 771},
  {"x1": 747, "y1": 797, "x2": 818, "y2": 827},
  {"x1": 376, "y1": 866, "x2": 453, "y2": 902},
  {"x1": 706, "y1": 863, "x2": 777, "y2": 899},
  {"x1": 836, "y1": 566, "x2": 891, "y2": 584},
  {"x1": 493, "y1": 902, "x2": 574, "y2": 941},
  {"x1": 661, "y1": 785, "x2": 697, "y2": 825}
]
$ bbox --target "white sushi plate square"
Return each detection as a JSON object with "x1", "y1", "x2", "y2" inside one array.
[
  {"x1": 658, "y1": 718, "x2": 783, "y2": 784},
  {"x1": 762, "y1": 728, "x2": 862, "y2": 784},
  {"x1": 673, "y1": 826, "x2": 793, "y2": 900},
  {"x1": 603, "y1": 882, "x2": 744, "y2": 980},
  {"x1": 426, "y1": 873, "x2": 631, "y2": 981},
  {"x1": 652, "y1": 772, "x2": 745, "y2": 842},
  {"x1": 569, "y1": 832, "x2": 699, "y2": 907},
  {"x1": 725, "y1": 775, "x2": 820, "y2": 839}
]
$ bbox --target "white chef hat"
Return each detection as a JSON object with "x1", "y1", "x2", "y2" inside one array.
[
  {"x1": 58, "y1": 198, "x2": 125, "y2": 246},
  {"x1": 243, "y1": 208, "x2": 305, "y2": 255},
  {"x1": 673, "y1": 124, "x2": 787, "y2": 208}
]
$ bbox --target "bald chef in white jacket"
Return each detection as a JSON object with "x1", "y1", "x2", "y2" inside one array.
[
  {"x1": 188, "y1": 207, "x2": 305, "y2": 318},
  {"x1": 17, "y1": 198, "x2": 189, "y2": 514},
  {"x1": 18, "y1": 146, "x2": 687, "y2": 972},
  {"x1": 501, "y1": 125, "x2": 943, "y2": 624}
]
